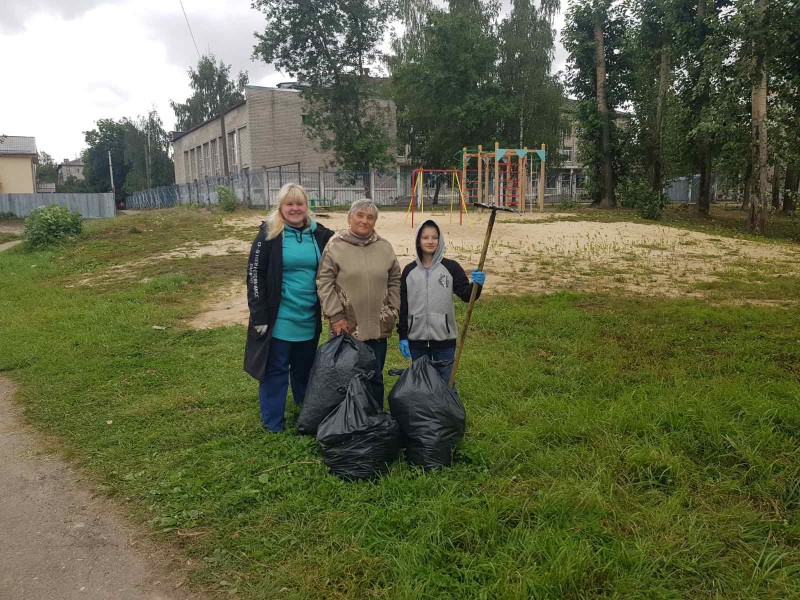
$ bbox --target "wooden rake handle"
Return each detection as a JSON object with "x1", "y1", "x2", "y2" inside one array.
[{"x1": 448, "y1": 209, "x2": 497, "y2": 388}]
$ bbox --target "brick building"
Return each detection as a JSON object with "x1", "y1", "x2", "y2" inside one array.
[{"x1": 171, "y1": 84, "x2": 401, "y2": 185}]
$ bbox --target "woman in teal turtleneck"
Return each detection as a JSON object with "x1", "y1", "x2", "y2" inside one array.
[{"x1": 244, "y1": 184, "x2": 333, "y2": 432}]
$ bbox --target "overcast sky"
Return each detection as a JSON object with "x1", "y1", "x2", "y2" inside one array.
[{"x1": 0, "y1": 0, "x2": 568, "y2": 162}]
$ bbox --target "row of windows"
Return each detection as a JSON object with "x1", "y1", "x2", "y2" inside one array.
[{"x1": 183, "y1": 127, "x2": 246, "y2": 182}]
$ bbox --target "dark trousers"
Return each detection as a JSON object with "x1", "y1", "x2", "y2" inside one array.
[
  {"x1": 410, "y1": 345, "x2": 456, "y2": 386},
  {"x1": 258, "y1": 336, "x2": 319, "y2": 432},
  {"x1": 364, "y1": 338, "x2": 388, "y2": 402}
]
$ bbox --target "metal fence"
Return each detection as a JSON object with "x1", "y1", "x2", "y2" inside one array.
[
  {"x1": 0, "y1": 192, "x2": 116, "y2": 218},
  {"x1": 126, "y1": 167, "x2": 591, "y2": 210},
  {"x1": 127, "y1": 167, "x2": 748, "y2": 211},
  {"x1": 126, "y1": 168, "x2": 415, "y2": 210}
]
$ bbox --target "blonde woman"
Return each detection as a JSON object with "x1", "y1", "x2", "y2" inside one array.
[{"x1": 244, "y1": 183, "x2": 334, "y2": 432}]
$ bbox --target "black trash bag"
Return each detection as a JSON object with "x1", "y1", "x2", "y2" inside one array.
[
  {"x1": 317, "y1": 372, "x2": 401, "y2": 480},
  {"x1": 388, "y1": 356, "x2": 466, "y2": 469},
  {"x1": 297, "y1": 334, "x2": 377, "y2": 435}
]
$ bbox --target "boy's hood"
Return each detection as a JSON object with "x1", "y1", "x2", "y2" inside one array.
[{"x1": 415, "y1": 219, "x2": 445, "y2": 268}]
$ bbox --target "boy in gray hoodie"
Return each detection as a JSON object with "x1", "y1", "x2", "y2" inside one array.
[{"x1": 398, "y1": 219, "x2": 486, "y2": 385}]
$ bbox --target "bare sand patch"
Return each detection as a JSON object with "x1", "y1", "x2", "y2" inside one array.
[
  {"x1": 187, "y1": 282, "x2": 248, "y2": 329},
  {"x1": 186, "y1": 211, "x2": 800, "y2": 328}
]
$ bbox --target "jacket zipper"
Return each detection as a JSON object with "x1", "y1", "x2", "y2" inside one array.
[
  {"x1": 425, "y1": 268, "x2": 430, "y2": 347},
  {"x1": 445, "y1": 314, "x2": 450, "y2": 334}
]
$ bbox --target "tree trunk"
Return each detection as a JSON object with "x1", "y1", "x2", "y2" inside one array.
[
  {"x1": 694, "y1": 0, "x2": 713, "y2": 216},
  {"x1": 771, "y1": 164, "x2": 782, "y2": 210},
  {"x1": 698, "y1": 140, "x2": 712, "y2": 215},
  {"x1": 432, "y1": 178, "x2": 441, "y2": 205},
  {"x1": 650, "y1": 46, "x2": 671, "y2": 195},
  {"x1": 784, "y1": 163, "x2": 798, "y2": 213},
  {"x1": 594, "y1": 18, "x2": 615, "y2": 208},
  {"x1": 747, "y1": 18, "x2": 769, "y2": 234},
  {"x1": 741, "y1": 170, "x2": 752, "y2": 211},
  {"x1": 363, "y1": 176, "x2": 372, "y2": 200}
]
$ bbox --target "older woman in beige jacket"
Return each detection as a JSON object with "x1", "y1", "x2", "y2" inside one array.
[{"x1": 316, "y1": 198, "x2": 401, "y2": 399}]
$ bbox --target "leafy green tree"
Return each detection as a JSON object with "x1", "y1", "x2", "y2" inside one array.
[
  {"x1": 564, "y1": 0, "x2": 628, "y2": 207},
  {"x1": 170, "y1": 54, "x2": 248, "y2": 131},
  {"x1": 253, "y1": 0, "x2": 396, "y2": 189},
  {"x1": 123, "y1": 110, "x2": 175, "y2": 195},
  {"x1": 36, "y1": 152, "x2": 58, "y2": 184},
  {"x1": 56, "y1": 175, "x2": 94, "y2": 194},
  {"x1": 622, "y1": 0, "x2": 684, "y2": 195},
  {"x1": 497, "y1": 0, "x2": 564, "y2": 154},
  {"x1": 390, "y1": 5, "x2": 500, "y2": 170},
  {"x1": 768, "y1": 0, "x2": 800, "y2": 212},
  {"x1": 83, "y1": 119, "x2": 131, "y2": 200}
]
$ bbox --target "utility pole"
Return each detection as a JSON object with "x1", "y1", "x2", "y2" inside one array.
[{"x1": 108, "y1": 150, "x2": 115, "y2": 199}]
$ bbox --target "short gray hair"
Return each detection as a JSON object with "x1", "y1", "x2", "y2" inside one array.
[{"x1": 348, "y1": 198, "x2": 379, "y2": 219}]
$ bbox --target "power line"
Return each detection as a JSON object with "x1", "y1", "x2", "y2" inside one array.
[{"x1": 179, "y1": 0, "x2": 201, "y2": 60}]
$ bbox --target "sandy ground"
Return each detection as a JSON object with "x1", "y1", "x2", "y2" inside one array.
[
  {"x1": 0, "y1": 377, "x2": 203, "y2": 600},
  {"x1": 73, "y1": 210, "x2": 800, "y2": 326},
  {"x1": 187, "y1": 210, "x2": 800, "y2": 328}
]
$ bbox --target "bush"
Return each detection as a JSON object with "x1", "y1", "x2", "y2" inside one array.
[
  {"x1": 618, "y1": 177, "x2": 670, "y2": 220},
  {"x1": 0, "y1": 211, "x2": 18, "y2": 220},
  {"x1": 216, "y1": 186, "x2": 237, "y2": 212},
  {"x1": 23, "y1": 205, "x2": 82, "y2": 250}
]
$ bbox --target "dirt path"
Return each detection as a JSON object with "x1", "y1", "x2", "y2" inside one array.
[
  {"x1": 0, "y1": 240, "x2": 22, "y2": 252},
  {"x1": 0, "y1": 377, "x2": 203, "y2": 600}
]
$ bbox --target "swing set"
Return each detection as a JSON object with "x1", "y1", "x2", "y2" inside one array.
[{"x1": 405, "y1": 168, "x2": 470, "y2": 228}]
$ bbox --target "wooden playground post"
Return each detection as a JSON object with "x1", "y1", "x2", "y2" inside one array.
[
  {"x1": 494, "y1": 141, "x2": 500, "y2": 206},
  {"x1": 538, "y1": 143, "x2": 546, "y2": 211},
  {"x1": 461, "y1": 146, "x2": 467, "y2": 215},
  {"x1": 477, "y1": 144, "x2": 483, "y2": 212},
  {"x1": 520, "y1": 147, "x2": 528, "y2": 212}
]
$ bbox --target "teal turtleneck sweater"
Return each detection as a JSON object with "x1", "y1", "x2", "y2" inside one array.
[{"x1": 272, "y1": 221, "x2": 321, "y2": 342}]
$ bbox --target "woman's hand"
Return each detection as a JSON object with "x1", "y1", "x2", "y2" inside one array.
[
  {"x1": 254, "y1": 324, "x2": 269, "y2": 335},
  {"x1": 331, "y1": 319, "x2": 349, "y2": 336}
]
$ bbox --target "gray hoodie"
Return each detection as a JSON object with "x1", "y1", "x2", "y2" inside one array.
[{"x1": 398, "y1": 220, "x2": 481, "y2": 349}]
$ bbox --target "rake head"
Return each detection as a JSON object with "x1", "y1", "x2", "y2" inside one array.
[{"x1": 473, "y1": 202, "x2": 518, "y2": 213}]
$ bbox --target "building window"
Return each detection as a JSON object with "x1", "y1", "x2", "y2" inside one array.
[
  {"x1": 189, "y1": 148, "x2": 196, "y2": 180},
  {"x1": 184, "y1": 151, "x2": 190, "y2": 182},
  {"x1": 210, "y1": 139, "x2": 218, "y2": 175},
  {"x1": 237, "y1": 127, "x2": 246, "y2": 168},
  {"x1": 203, "y1": 143, "x2": 211, "y2": 178},
  {"x1": 227, "y1": 132, "x2": 236, "y2": 174}
]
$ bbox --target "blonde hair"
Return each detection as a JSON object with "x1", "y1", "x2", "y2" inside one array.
[{"x1": 266, "y1": 183, "x2": 314, "y2": 240}]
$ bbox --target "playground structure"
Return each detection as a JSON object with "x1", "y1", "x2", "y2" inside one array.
[
  {"x1": 405, "y1": 142, "x2": 548, "y2": 226},
  {"x1": 461, "y1": 142, "x2": 547, "y2": 211},
  {"x1": 406, "y1": 168, "x2": 470, "y2": 227}
]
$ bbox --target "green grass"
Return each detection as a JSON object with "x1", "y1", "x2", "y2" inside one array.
[{"x1": 1, "y1": 207, "x2": 800, "y2": 598}]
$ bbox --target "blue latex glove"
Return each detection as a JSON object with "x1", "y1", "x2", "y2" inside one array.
[
  {"x1": 471, "y1": 270, "x2": 486, "y2": 286},
  {"x1": 399, "y1": 339, "x2": 411, "y2": 359}
]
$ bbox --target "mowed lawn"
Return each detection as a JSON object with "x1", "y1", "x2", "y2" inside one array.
[{"x1": 1, "y1": 208, "x2": 800, "y2": 598}]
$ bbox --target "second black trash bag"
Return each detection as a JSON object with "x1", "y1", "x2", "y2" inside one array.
[
  {"x1": 297, "y1": 334, "x2": 377, "y2": 435},
  {"x1": 388, "y1": 356, "x2": 466, "y2": 469},
  {"x1": 317, "y1": 372, "x2": 401, "y2": 480}
]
